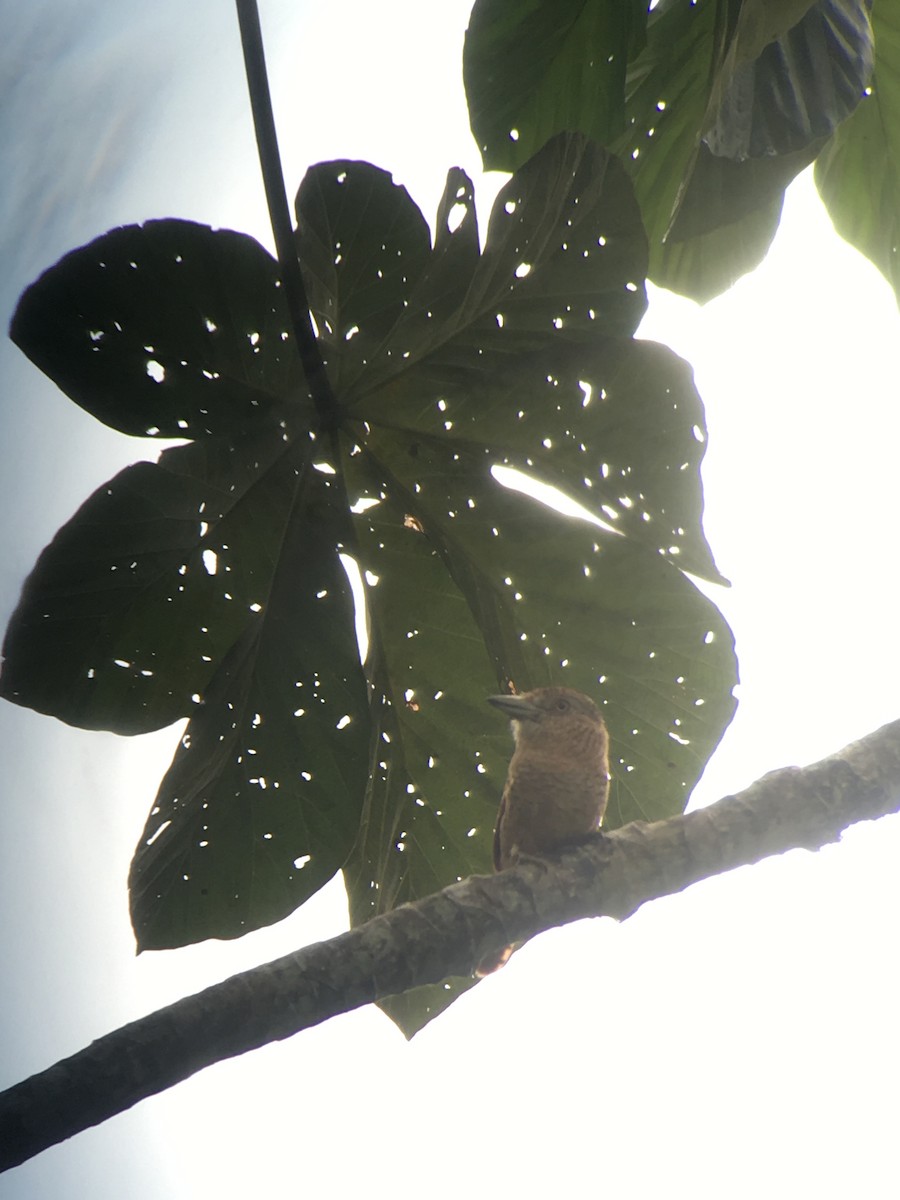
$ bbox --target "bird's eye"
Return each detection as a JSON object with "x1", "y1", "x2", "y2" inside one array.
[{"x1": 555, "y1": 698, "x2": 570, "y2": 712}]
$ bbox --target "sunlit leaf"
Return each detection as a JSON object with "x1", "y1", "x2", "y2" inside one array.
[
  {"x1": 464, "y1": 0, "x2": 874, "y2": 300},
  {"x1": 464, "y1": 0, "x2": 648, "y2": 171},
  {"x1": 816, "y1": 0, "x2": 900, "y2": 301}
]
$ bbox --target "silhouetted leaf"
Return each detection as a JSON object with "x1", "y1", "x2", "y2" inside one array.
[
  {"x1": 1, "y1": 429, "x2": 296, "y2": 731},
  {"x1": 5, "y1": 135, "x2": 737, "y2": 1030},
  {"x1": 10, "y1": 220, "x2": 303, "y2": 438},
  {"x1": 129, "y1": 466, "x2": 371, "y2": 948},
  {"x1": 704, "y1": 0, "x2": 873, "y2": 161}
]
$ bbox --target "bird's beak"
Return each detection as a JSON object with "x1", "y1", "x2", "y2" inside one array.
[{"x1": 487, "y1": 693, "x2": 541, "y2": 721}]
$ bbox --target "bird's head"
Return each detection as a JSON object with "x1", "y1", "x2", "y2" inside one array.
[{"x1": 487, "y1": 686, "x2": 607, "y2": 755}]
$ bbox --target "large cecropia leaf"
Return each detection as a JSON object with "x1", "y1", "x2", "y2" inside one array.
[{"x1": 4, "y1": 134, "x2": 737, "y2": 1036}]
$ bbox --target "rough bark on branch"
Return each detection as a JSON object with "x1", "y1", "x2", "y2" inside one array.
[{"x1": 2, "y1": 717, "x2": 900, "y2": 1171}]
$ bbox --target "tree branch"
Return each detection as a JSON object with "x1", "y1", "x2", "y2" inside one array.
[{"x1": 3, "y1": 717, "x2": 900, "y2": 1171}]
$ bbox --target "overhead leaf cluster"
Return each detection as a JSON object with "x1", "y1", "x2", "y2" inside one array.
[
  {"x1": 5, "y1": 131, "x2": 736, "y2": 1034},
  {"x1": 465, "y1": 0, "x2": 884, "y2": 303}
]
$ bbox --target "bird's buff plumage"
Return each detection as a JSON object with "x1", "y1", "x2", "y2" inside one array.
[{"x1": 476, "y1": 686, "x2": 609, "y2": 976}]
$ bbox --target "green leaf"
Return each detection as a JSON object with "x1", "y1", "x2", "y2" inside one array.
[
  {"x1": 304, "y1": 135, "x2": 649, "y2": 397},
  {"x1": 343, "y1": 421, "x2": 735, "y2": 1034},
  {"x1": 648, "y1": 0, "x2": 871, "y2": 296},
  {"x1": 464, "y1": 0, "x2": 874, "y2": 300},
  {"x1": 704, "y1": 0, "x2": 874, "y2": 160},
  {"x1": 0, "y1": 430, "x2": 297, "y2": 732},
  {"x1": 5, "y1": 218, "x2": 371, "y2": 947},
  {"x1": 294, "y1": 160, "x2": 433, "y2": 388},
  {"x1": 465, "y1": 0, "x2": 727, "y2": 250},
  {"x1": 351, "y1": 429, "x2": 734, "y2": 832},
  {"x1": 307, "y1": 138, "x2": 736, "y2": 1032},
  {"x1": 5, "y1": 136, "x2": 736, "y2": 1026},
  {"x1": 816, "y1": 0, "x2": 900, "y2": 301},
  {"x1": 354, "y1": 335, "x2": 725, "y2": 581},
  {"x1": 129, "y1": 465, "x2": 371, "y2": 949},
  {"x1": 10, "y1": 220, "x2": 304, "y2": 439},
  {"x1": 654, "y1": 194, "x2": 784, "y2": 301},
  {"x1": 728, "y1": 2, "x2": 823, "y2": 66},
  {"x1": 464, "y1": 0, "x2": 648, "y2": 172}
]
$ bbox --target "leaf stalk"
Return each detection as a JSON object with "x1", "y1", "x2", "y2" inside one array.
[{"x1": 235, "y1": 0, "x2": 339, "y2": 432}]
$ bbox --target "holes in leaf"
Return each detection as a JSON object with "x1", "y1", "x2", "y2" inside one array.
[{"x1": 145, "y1": 820, "x2": 171, "y2": 847}]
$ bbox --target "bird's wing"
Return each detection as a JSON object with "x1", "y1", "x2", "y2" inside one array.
[{"x1": 492, "y1": 791, "x2": 507, "y2": 872}]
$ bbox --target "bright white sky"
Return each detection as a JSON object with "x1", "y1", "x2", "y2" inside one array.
[{"x1": 2, "y1": 3, "x2": 899, "y2": 1197}]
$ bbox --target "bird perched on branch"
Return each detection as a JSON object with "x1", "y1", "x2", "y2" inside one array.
[{"x1": 476, "y1": 685, "x2": 610, "y2": 976}]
